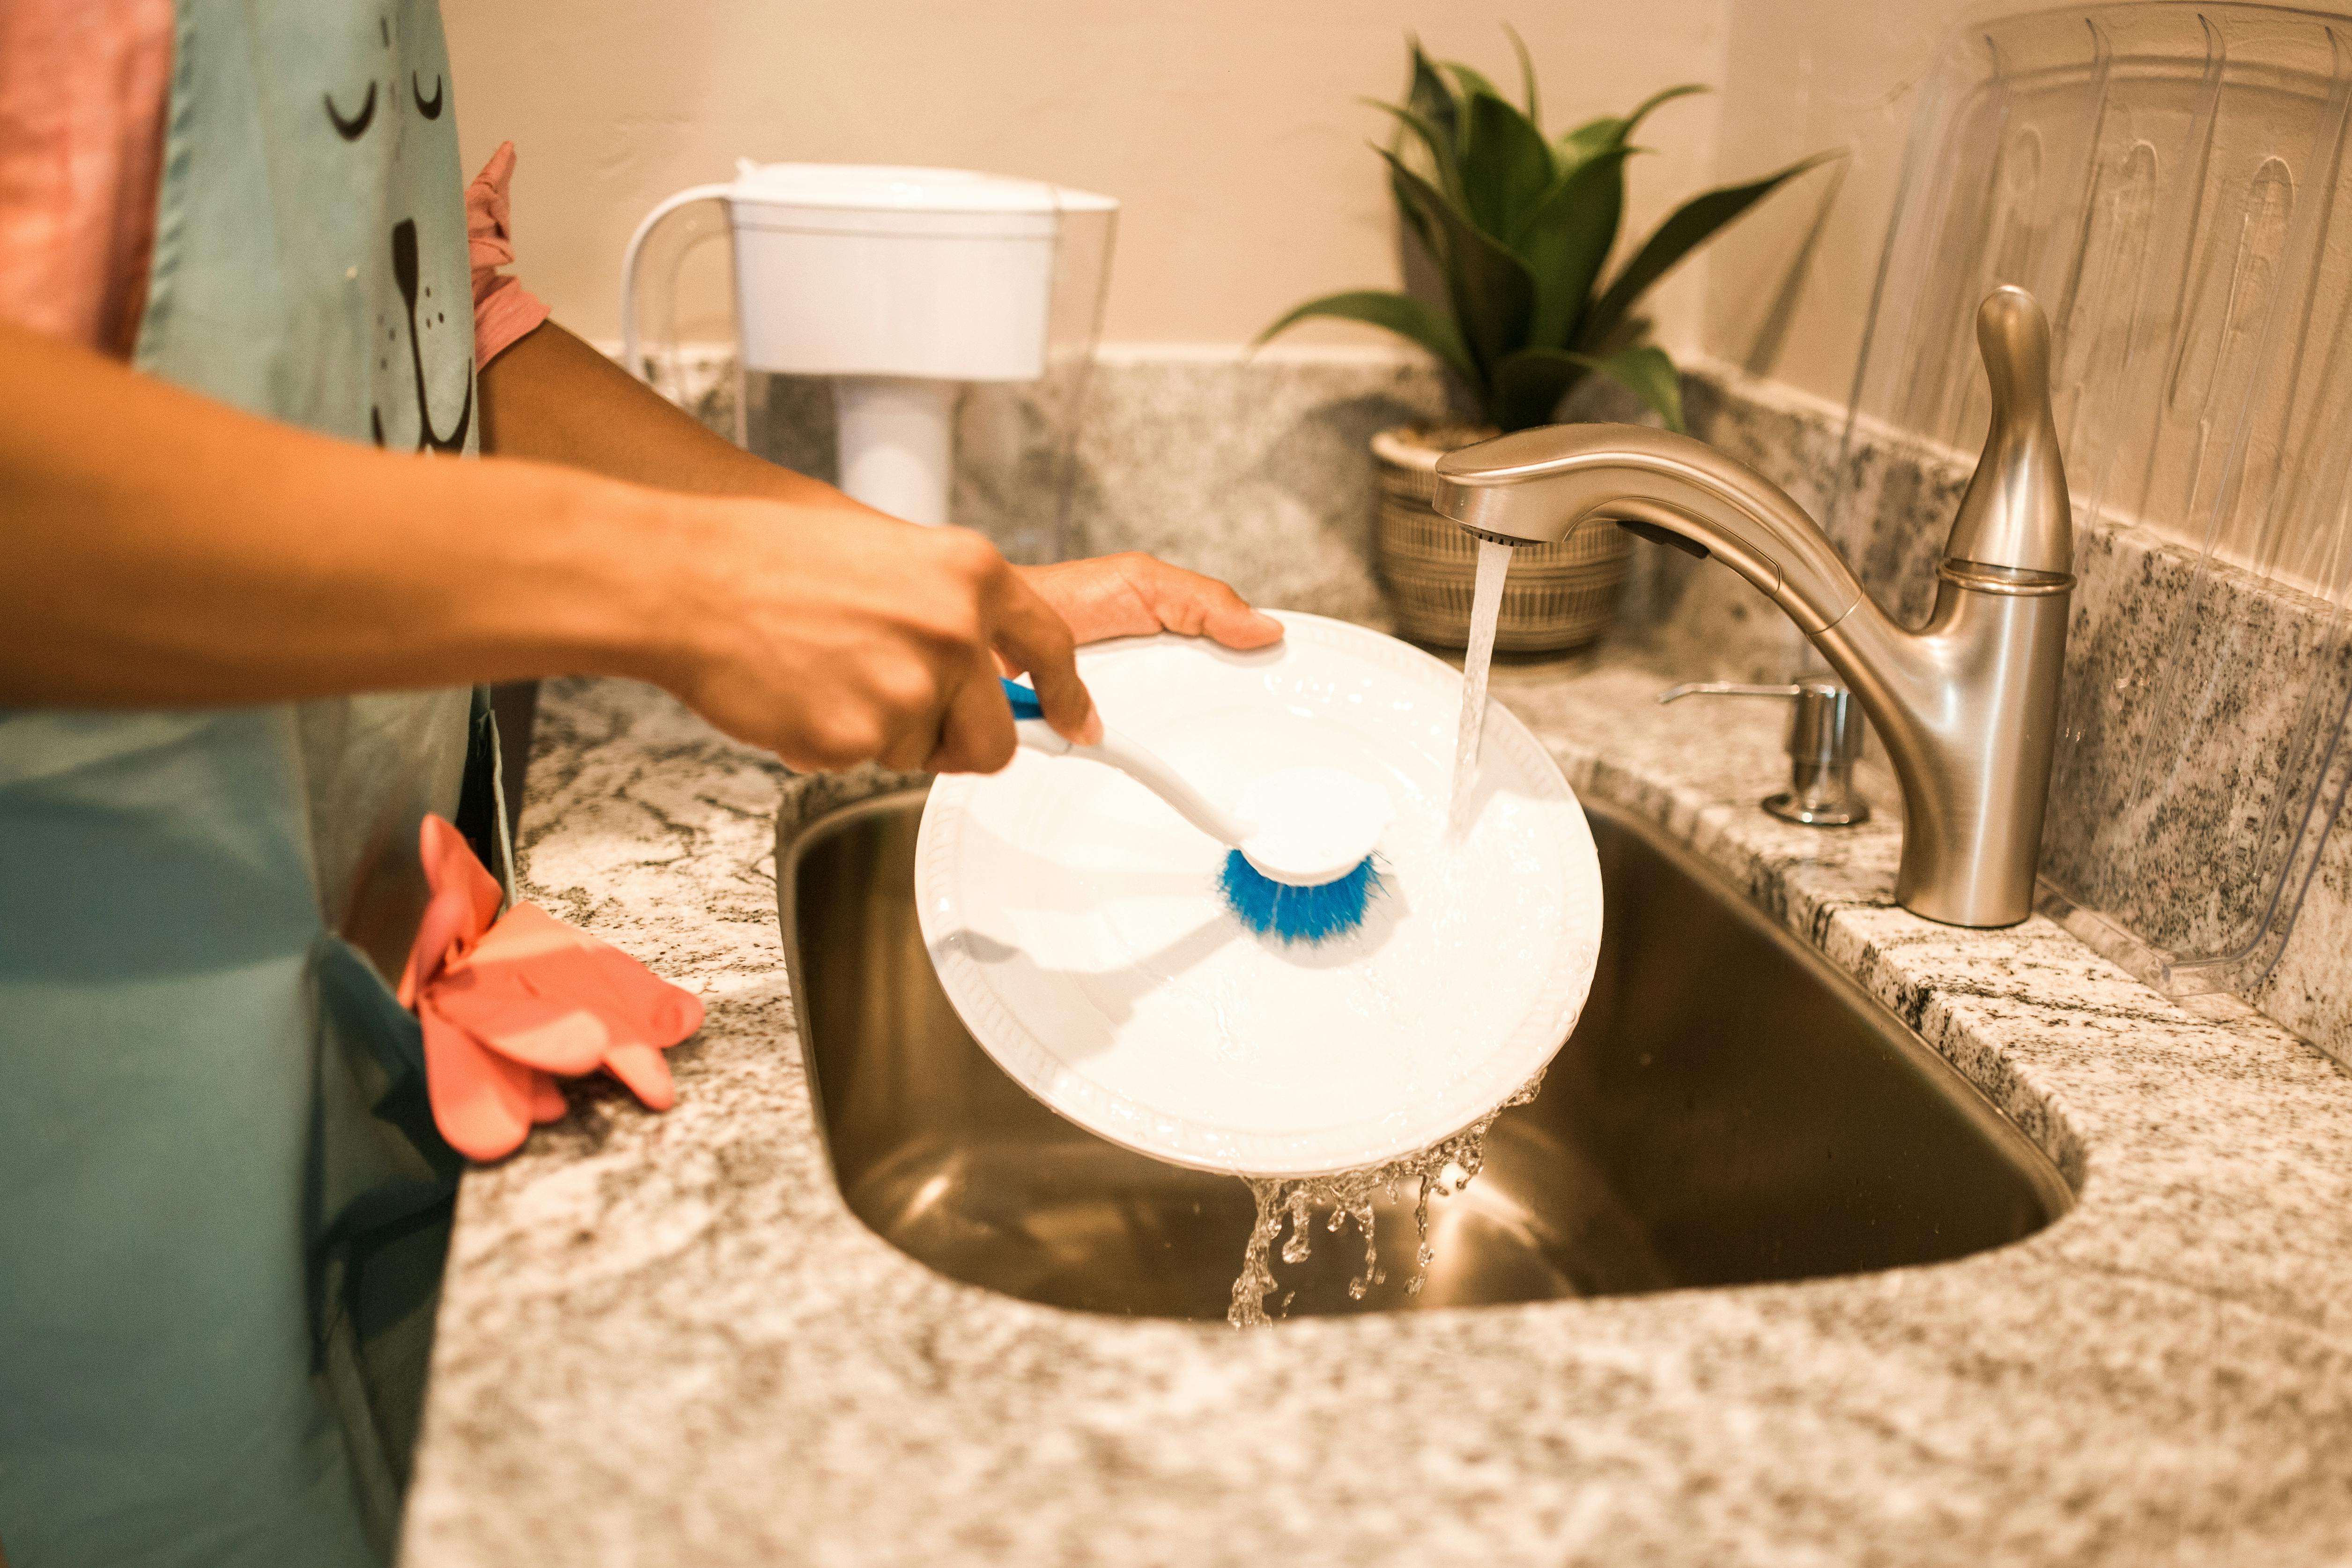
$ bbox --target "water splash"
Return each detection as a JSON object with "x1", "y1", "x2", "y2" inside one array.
[
  {"x1": 1225, "y1": 537, "x2": 1538, "y2": 1328},
  {"x1": 1449, "y1": 538, "x2": 1516, "y2": 831},
  {"x1": 1226, "y1": 1068, "x2": 1546, "y2": 1328}
]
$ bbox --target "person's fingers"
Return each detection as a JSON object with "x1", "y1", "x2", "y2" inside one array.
[
  {"x1": 986, "y1": 567, "x2": 1100, "y2": 745},
  {"x1": 868, "y1": 655, "x2": 948, "y2": 772},
  {"x1": 1135, "y1": 557, "x2": 1283, "y2": 650},
  {"x1": 1014, "y1": 558, "x2": 1160, "y2": 643},
  {"x1": 925, "y1": 653, "x2": 1019, "y2": 773},
  {"x1": 1015, "y1": 555, "x2": 1285, "y2": 650},
  {"x1": 876, "y1": 720, "x2": 935, "y2": 774}
]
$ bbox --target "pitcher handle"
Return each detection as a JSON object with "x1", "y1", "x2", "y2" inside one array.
[{"x1": 617, "y1": 183, "x2": 735, "y2": 388}]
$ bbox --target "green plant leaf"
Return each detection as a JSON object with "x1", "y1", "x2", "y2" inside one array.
[
  {"x1": 1508, "y1": 146, "x2": 1633, "y2": 348},
  {"x1": 1619, "y1": 83, "x2": 1707, "y2": 142},
  {"x1": 1443, "y1": 61, "x2": 1502, "y2": 104},
  {"x1": 1390, "y1": 166, "x2": 1437, "y2": 259},
  {"x1": 1255, "y1": 289, "x2": 1478, "y2": 386},
  {"x1": 1556, "y1": 114, "x2": 1620, "y2": 170},
  {"x1": 1579, "y1": 151, "x2": 1837, "y2": 352},
  {"x1": 1583, "y1": 308, "x2": 1651, "y2": 358},
  {"x1": 1365, "y1": 97, "x2": 1455, "y2": 169},
  {"x1": 1405, "y1": 36, "x2": 1459, "y2": 155},
  {"x1": 1375, "y1": 146, "x2": 1535, "y2": 391},
  {"x1": 1364, "y1": 97, "x2": 1466, "y2": 207},
  {"x1": 1460, "y1": 91, "x2": 1556, "y2": 238},
  {"x1": 1503, "y1": 22, "x2": 1540, "y2": 127},
  {"x1": 1554, "y1": 84, "x2": 1705, "y2": 167},
  {"x1": 1490, "y1": 347, "x2": 1592, "y2": 431},
  {"x1": 1398, "y1": 37, "x2": 1463, "y2": 257},
  {"x1": 1569, "y1": 344, "x2": 1686, "y2": 431},
  {"x1": 1490, "y1": 344, "x2": 1687, "y2": 434}
]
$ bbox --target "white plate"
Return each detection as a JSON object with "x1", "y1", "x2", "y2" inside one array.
[{"x1": 914, "y1": 612, "x2": 1602, "y2": 1177}]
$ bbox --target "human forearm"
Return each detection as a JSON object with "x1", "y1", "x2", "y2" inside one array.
[
  {"x1": 473, "y1": 319, "x2": 1287, "y2": 656},
  {"x1": 0, "y1": 320, "x2": 1098, "y2": 770},
  {"x1": 478, "y1": 318, "x2": 847, "y2": 507},
  {"x1": 0, "y1": 320, "x2": 683, "y2": 706}
]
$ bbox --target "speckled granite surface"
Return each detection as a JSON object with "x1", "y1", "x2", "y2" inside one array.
[{"x1": 400, "y1": 658, "x2": 2352, "y2": 1568}]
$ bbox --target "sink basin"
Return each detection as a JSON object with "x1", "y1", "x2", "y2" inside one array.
[{"x1": 779, "y1": 788, "x2": 2071, "y2": 1320}]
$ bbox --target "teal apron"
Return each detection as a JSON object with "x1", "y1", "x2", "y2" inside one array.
[{"x1": 0, "y1": 3, "x2": 504, "y2": 1562}]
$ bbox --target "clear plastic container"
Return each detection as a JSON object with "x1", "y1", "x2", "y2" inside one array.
[
  {"x1": 620, "y1": 166, "x2": 1115, "y2": 564},
  {"x1": 1832, "y1": 3, "x2": 2352, "y2": 1007}
]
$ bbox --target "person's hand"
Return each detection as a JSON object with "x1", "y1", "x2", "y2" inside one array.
[
  {"x1": 659, "y1": 503, "x2": 1099, "y2": 775},
  {"x1": 1018, "y1": 552, "x2": 1285, "y2": 649}
]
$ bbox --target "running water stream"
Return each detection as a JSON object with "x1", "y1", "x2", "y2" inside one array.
[
  {"x1": 1449, "y1": 538, "x2": 1517, "y2": 829},
  {"x1": 1227, "y1": 538, "x2": 1532, "y2": 1329}
]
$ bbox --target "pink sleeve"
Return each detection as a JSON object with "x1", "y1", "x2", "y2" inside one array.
[
  {"x1": 0, "y1": 0, "x2": 175, "y2": 358},
  {"x1": 466, "y1": 142, "x2": 552, "y2": 370}
]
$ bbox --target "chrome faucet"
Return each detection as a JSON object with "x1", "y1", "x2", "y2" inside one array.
[{"x1": 1431, "y1": 286, "x2": 2072, "y2": 928}]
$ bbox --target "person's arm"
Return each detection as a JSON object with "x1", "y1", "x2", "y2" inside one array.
[
  {"x1": 478, "y1": 317, "x2": 844, "y2": 504},
  {"x1": 478, "y1": 320, "x2": 1285, "y2": 649},
  {"x1": 0, "y1": 319, "x2": 1096, "y2": 772}
]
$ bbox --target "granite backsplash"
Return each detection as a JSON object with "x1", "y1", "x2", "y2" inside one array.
[{"x1": 658, "y1": 344, "x2": 2346, "y2": 1065}]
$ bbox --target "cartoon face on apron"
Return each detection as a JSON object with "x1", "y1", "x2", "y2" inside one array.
[{"x1": 0, "y1": 2, "x2": 504, "y2": 1562}]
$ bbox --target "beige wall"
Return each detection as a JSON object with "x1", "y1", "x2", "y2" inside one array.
[
  {"x1": 445, "y1": 0, "x2": 2071, "y2": 400},
  {"x1": 444, "y1": 0, "x2": 1728, "y2": 353},
  {"x1": 1698, "y1": 0, "x2": 1987, "y2": 404}
]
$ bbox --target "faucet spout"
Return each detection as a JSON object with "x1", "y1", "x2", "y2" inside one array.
[
  {"x1": 1428, "y1": 286, "x2": 2074, "y2": 928},
  {"x1": 1427, "y1": 421, "x2": 1868, "y2": 635}
]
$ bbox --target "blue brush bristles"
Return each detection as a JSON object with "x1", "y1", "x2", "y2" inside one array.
[
  {"x1": 1006, "y1": 677, "x2": 1380, "y2": 944},
  {"x1": 1218, "y1": 851, "x2": 1381, "y2": 944}
]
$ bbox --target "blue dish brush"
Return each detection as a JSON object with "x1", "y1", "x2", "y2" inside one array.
[{"x1": 1000, "y1": 677, "x2": 1388, "y2": 943}]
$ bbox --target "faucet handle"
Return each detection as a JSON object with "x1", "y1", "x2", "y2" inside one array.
[
  {"x1": 1942, "y1": 286, "x2": 2073, "y2": 577},
  {"x1": 1657, "y1": 680, "x2": 1871, "y2": 827}
]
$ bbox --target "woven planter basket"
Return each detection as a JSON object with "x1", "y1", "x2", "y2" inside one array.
[{"x1": 1372, "y1": 425, "x2": 1631, "y2": 653}]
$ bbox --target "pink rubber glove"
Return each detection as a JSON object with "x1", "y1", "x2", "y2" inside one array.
[{"x1": 397, "y1": 814, "x2": 704, "y2": 1161}]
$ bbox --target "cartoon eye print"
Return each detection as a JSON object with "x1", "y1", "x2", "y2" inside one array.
[
  {"x1": 323, "y1": 16, "x2": 441, "y2": 138},
  {"x1": 324, "y1": 81, "x2": 376, "y2": 141},
  {"x1": 336, "y1": 13, "x2": 471, "y2": 453}
]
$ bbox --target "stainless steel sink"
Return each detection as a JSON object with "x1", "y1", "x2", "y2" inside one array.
[{"x1": 779, "y1": 788, "x2": 2071, "y2": 1321}]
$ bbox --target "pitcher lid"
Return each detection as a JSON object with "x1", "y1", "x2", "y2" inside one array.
[{"x1": 728, "y1": 160, "x2": 1116, "y2": 215}]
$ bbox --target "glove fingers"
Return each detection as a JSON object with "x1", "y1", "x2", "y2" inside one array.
[
  {"x1": 529, "y1": 1070, "x2": 569, "y2": 1124},
  {"x1": 410, "y1": 871, "x2": 703, "y2": 1161},
  {"x1": 419, "y1": 813, "x2": 503, "y2": 930},
  {"x1": 400, "y1": 814, "x2": 503, "y2": 1006},
  {"x1": 429, "y1": 970, "x2": 612, "y2": 1075},
  {"x1": 421, "y1": 1002, "x2": 536, "y2": 1162},
  {"x1": 603, "y1": 1042, "x2": 675, "y2": 1112},
  {"x1": 477, "y1": 903, "x2": 704, "y2": 1045}
]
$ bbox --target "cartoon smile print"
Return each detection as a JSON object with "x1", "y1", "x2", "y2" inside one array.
[{"x1": 324, "y1": 15, "x2": 470, "y2": 454}]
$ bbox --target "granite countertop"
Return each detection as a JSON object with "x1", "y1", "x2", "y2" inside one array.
[{"x1": 399, "y1": 652, "x2": 2352, "y2": 1568}]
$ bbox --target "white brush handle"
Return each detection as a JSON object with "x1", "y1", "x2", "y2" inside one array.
[{"x1": 1014, "y1": 720, "x2": 1255, "y2": 848}]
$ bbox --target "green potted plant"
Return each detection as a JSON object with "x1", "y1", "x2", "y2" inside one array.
[{"x1": 1263, "y1": 33, "x2": 1828, "y2": 651}]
